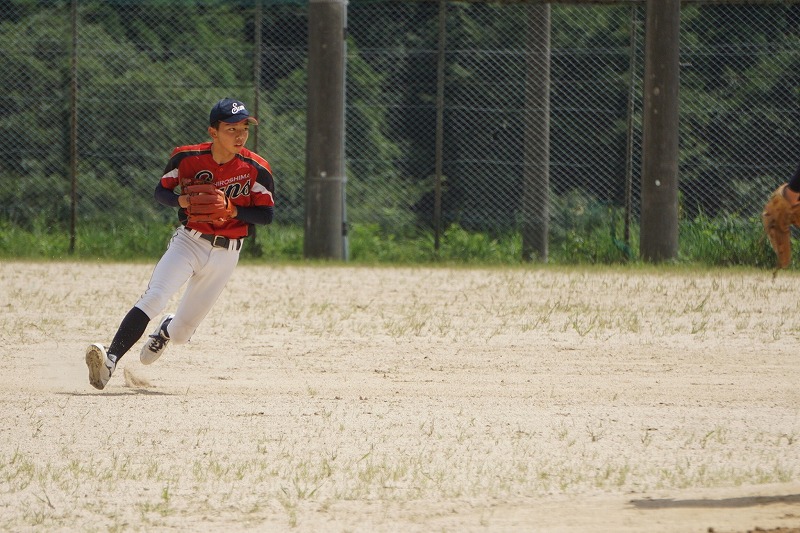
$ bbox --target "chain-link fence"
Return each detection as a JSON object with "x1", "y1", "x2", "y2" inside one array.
[{"x1": 1, "y1": 1, "x2": 798, "y2": 260}]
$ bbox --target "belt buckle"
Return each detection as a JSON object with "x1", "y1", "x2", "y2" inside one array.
[{"x1": 212, "y1": 235, "x2": 227, "y2": 248}]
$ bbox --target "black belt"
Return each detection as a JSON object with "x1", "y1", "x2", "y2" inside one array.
[{"x1": 186, "y1": 228, "x2": 242, "y2": 250}]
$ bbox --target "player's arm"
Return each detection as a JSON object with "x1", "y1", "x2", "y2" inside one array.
[
  {"x1": 233, "y1": 205, "x2": 273, "y2": 225},
  {"x1": 154, "y1": 182, "x2": 181, "y2": 208},
  {"x1": 154, "y1": 155, "x2": 183, "y2": 208},
  {"x1": 233, "y1": 164, "x2": 275, "y2": 225}
]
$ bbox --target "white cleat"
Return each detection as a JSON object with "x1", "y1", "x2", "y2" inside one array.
[
  {"x1": 140, "y1": 314, "x2": 174, "y2": 365},
  {"x1": 86, "y1": 343, "x2": 116, "y2": 390}
]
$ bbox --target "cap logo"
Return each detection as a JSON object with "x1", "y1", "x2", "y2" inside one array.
[
  {"x1": 231, "y1": 102, "x2": 246, "y2": 115},
  {"x1": 195, "y1": 170, "x2": 214, "y2": 184}
]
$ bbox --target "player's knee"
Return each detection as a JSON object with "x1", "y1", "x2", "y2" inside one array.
[
  {"x1": 135, "y1": 296, "x2": 170, "y2": 322},
  {"x1": 166, "y1": 321, "x2": 194, "y2": 345}
]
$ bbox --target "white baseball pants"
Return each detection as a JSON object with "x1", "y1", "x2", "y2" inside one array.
[{"x1": 134, "y1": 227, "x2": 241, "y2": 344}]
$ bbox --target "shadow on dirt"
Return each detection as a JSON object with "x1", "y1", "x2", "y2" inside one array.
[
  {"x1": 630, "y1": 493, "x2": 800, "y2": 509},
  {"x1": 56, "y1": 390, "x2": 173, "y2": 397}
]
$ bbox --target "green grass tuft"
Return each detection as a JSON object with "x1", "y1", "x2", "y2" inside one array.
[{"x1": 0, "y1": 216, "x2": 783, "y2": 270}]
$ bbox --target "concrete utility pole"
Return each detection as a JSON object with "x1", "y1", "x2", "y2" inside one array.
[
  {"x1": 305, "y1": 0, "x2": 348, "y2": 260},
  {"x1": 640, "y1": 0, "x2": 680, "y2": 263},
  {"x1": 521, "y1": 4, "x2": 551, "y2": 262}
]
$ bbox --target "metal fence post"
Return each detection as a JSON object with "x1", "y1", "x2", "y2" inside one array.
[
  {"x1": 624, "y1": 5, "x2": 640, "y2": 249},
  {"x1": 69, "y1": 0, "x2": 78, "y2": 254},
  {"x1": 252, "y1": 0, "x2": 262, "y2": 154},
  {"x1": 434, "y1": 0, "x2": 446, "y2": 252}
]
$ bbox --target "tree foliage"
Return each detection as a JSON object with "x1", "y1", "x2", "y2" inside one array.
[{"x1": 0, "y1": 1, "x2": 797, "y2": 251}]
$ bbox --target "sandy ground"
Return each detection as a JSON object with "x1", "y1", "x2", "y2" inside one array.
[{"x1": 1, "y1": 260, "x2": 799, "y2": 532}]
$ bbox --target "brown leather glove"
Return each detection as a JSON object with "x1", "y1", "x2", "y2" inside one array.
[{"x1": 183, "y1": 187, "x2": 236, "y2": 225}]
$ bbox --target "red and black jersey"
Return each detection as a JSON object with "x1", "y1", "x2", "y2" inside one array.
[{"x1": 160, "y1": 142, "x2": 275, "y2": 239}]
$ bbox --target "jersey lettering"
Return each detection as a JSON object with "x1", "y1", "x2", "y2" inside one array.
[
  {"x1": 225, "y1": 182, "x2": 242, "y2": 198},
  {"x1": 217, "y1": 173, "x2": 250, "y2": 187},
  {"x1": 224, "y1": 181, "x2": 251, "y2": 199}
]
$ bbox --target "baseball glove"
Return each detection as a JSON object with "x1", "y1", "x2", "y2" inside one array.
[
  {"x1": 762, "y1": 184, "x2": 800, "y2": 269},
  {"x1": 180, "y1": 183, "x2": 237, "y2": 225}
]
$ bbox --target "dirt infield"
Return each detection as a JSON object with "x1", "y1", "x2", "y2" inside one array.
[{"x1": 1, "y1": 260, "x2": 799, "y2": 532}]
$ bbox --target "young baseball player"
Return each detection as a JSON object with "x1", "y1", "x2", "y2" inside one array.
[
  {"x1": 763, "y1": 163, "x2": 800, "y2": 269},
  {"x1": 85, "y1": 97, "x2": 275, "y2": 390}
]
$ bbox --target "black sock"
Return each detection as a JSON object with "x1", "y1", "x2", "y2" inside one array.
[{"x1": 108, "y1": 306, "x2": 151, "y2": 361}]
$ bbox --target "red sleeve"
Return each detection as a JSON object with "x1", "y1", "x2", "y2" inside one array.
[
  {"x1": 240, "y1": 149, "x2": 275, "y2": 207},
  {"x1": 160, "y1": 148, "x2": 182, "y2": 191},
  {"x1": 252, "y1": 167, "x2": 275, "y2": 207}
]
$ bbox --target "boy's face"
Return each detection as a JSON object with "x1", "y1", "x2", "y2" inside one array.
[{"x1": 209, "y1": 120, "x2": 251, "y2": 154}]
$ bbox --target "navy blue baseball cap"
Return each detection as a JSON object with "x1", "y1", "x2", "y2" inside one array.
[{"x1": 209, "y1": 98, "x2": 258, "y2": 126}]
